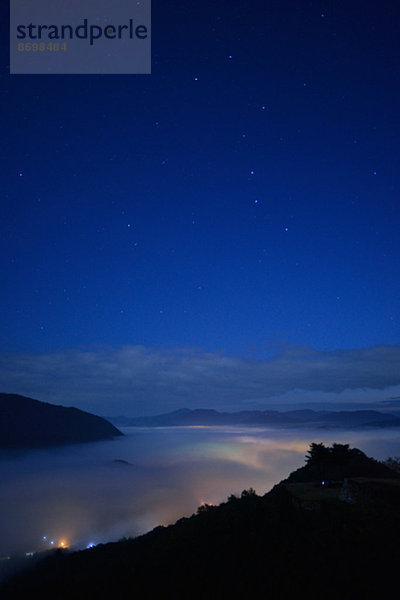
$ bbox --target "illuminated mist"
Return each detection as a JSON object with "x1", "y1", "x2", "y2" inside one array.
[{"x1": 1, "y1": 426, "x2": 400, "y2": 558}]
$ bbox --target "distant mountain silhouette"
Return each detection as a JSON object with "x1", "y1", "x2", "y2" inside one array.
[
  {"x1": 2, "y1": 443, "x2": 400, "y2": 599},
  {"x1": 110, "y1": 407, "x2": 399, "y2": 429},
  {"x1": 0, "y1": 393, "x2": 122, "y2": 450}
]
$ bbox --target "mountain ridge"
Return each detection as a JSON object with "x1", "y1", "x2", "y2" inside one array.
[
  {"x1": 108, "y1": 407, "x2": 400, "y2": 429},
  {"x1": 0, "y1": 393, "x2": 123, "y2": 450}
]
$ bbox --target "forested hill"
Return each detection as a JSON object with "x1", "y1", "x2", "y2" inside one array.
[
  {"x1": 0, "y1": 393, "x2": 122, "y2": 450},
  {"x1": 2, "y1": 443, "x2": 400, "y2": 599}
]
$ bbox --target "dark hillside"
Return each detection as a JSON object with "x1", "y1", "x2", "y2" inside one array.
[
  {"x1": 285, "y1": 442, "x2": 400, "y2": 482},
  {"x1": 0, "y1": 393, "x2": 122, "y2": 450}
]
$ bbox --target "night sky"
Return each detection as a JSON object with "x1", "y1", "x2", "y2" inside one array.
[{"x1": 1, "y1": 1, "x2": 400, "y2": 415}]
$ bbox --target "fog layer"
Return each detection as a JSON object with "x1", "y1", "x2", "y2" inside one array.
[{"x1": 1, "y1": 426, "x2": 400, "y2": 557}]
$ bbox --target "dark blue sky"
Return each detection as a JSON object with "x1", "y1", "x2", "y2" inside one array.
[{"x1": 1, "y1": 2, "x2": 399, "y2": 377}]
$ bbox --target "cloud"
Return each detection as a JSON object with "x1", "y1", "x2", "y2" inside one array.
[
  {"x1": 0, "y1": 344, "x2": 399, "y2": 415},
  {"x1": 2, "y1": 424, "x2": 399, "y2": 558}
]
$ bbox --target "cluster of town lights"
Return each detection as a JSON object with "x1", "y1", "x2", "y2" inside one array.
[
  {"x1": 15, "y1": 536, "x2": 99, "y2": 559},
  {"x1": 42, "y1": 535, "x2": 68, "y2": 549}
]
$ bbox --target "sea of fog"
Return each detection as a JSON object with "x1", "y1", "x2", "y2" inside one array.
[{"x1": 1, "y1": 425, "x2": 400, "y2": 558}]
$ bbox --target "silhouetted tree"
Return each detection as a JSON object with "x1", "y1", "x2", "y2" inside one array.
[
  {"x1": 305, "y1": 442, "x2": 330, "y2": 464},
  {"x1": 227, "y1": 493, "x2": 239, "y2": 503},
  {"x1": 197, "y1": 503, "x2": 213, "y2": 514},
  {"x1": 241, "y1": 488, "x2": 257, "y2": 498},
  {"x1": 383, "y1": 457, "x2": 400, "y2": 473},
  {"x1": 331, "y1": 443, "x2": 350, "y2": 463}
]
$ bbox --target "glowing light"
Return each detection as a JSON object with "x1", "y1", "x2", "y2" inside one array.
[
  {"x1": 58, "y1": 539, "x2": 68, "y2": 549},
  {"x1": 199, "y1": 499, "x2": 215, "y2": 507}
]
